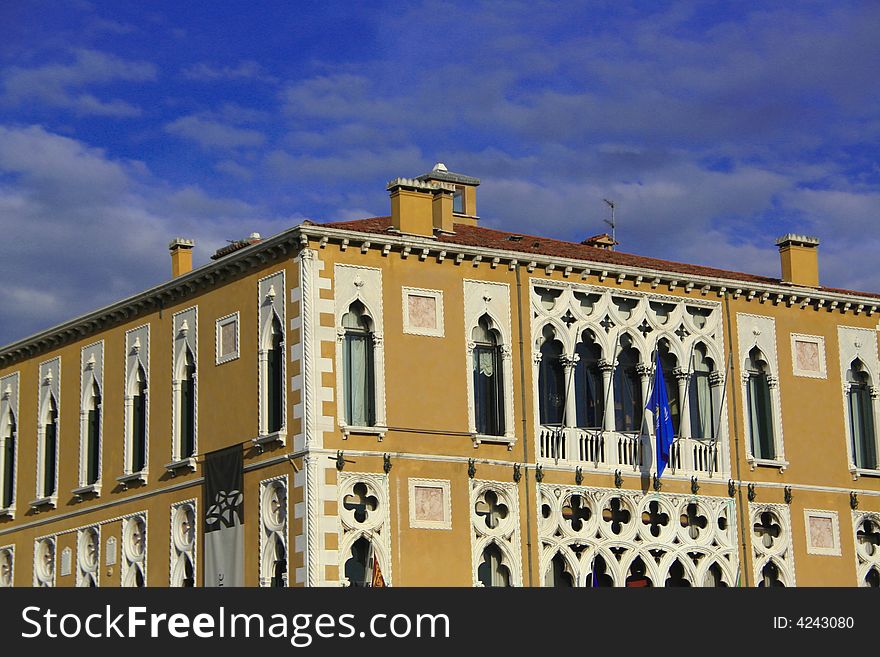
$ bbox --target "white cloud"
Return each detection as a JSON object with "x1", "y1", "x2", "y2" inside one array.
[
  {"x1": 1, "y1": 49, "x2": 156, "y2": 117},
  {"x1": 165, "y1": 114, "x2": 266, "y2": 149}
]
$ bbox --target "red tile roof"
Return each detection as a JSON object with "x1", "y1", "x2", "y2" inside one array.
[{"x1": 317, "y1": 216, "x2": 879, "y2": 300}]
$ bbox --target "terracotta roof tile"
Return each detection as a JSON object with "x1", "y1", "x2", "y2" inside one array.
[{"x1": 318, "y1": 216, "x2": 880, "y2": 300}]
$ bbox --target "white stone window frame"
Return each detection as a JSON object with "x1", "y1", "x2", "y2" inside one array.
[
  {"x1": 803, "y1": 509, "x2": 841, "y2": 557},
  {"x1": 215, "y1": 312, "x2": 240, "y2": 365},
  {"x1": 408, "y1": 478, "x2": 452, "y2": 530},
  {"x1": 337, "y1": 471, "x2": 393, "y2": 587},
  {"x1": 121, "y1": 325, "x2": 150, "y2": 483},
  {"x1": 169, "y1": 499, "x2": 197, "y2": 587},
  {"x1": 536, "y1": 484, "x2": 739, "y2": 587},
  {"x1": 837, "y1": 326, "x2": 880, "y2": 479},
  {"x1": 257, "y1": 271, "x2": 287, "y2": 443},
  {"x1": 402, "y1": 286, "x2": 445, "y2": 337},
  {"x1": 737, "y1": 313, "x2": 787, "y2": 472},
  {"x1": 76, "y1": 524, "x2": 101, "y2": 587},
  {"x1": 0, "y1": 372, "x2": 20, "y2": 517},
  {"x1": 121, "y1": 512, "x2": 148, "y2": 588},
  {"x1": 464, "y1": 279, "x2": 516, "y2": 448},
  {"x1": 749, "y1": 502, "x2": 796, "y2": 587},
  {"x1": 852, "y1": 511, "x2": 880, "y2": 587},
  {"x1": 334, "y1": 264, "x2": 387, "y2": 439},
  {"x1": 790, "y1": 333, "x2": 827, "y2": 379},
  {"x1": 75, "y1": 341, "x2": 104, "y2": 495},
  {"x1": 259, "y1": 474, "x2": 289, "y2": 587},
  {"x1": 0, "y1": 543, "x2": 14, "y2": 587},
  {"x1": 169, "y1": 307, "x2": 198, "y2": 471},
  {"x1": 34, "y1": 357, "x2": 61, "y2": 507},
  {"x1": 470, "y1": 479, "x2": 523, "y2": 587},
  {"x1": 33, "y1": 534, "x2": 56, "y2": 587}
]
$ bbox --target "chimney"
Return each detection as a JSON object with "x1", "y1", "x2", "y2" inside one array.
[
  {"x1": 775, "y1": 234, "x2": 820, "y2": 287},
  {"x1": 581, "y1": 233, "x2": 619, "y2": 250},
  {"x1": 417, "y1": 163, "x2": 480, "y2": 227},
  {"x1": 169, "y1": 238, "x2": 194, "y2": 277},
  {"x1": 387, "y1": 177, "x2": 442, "y2": 237}
]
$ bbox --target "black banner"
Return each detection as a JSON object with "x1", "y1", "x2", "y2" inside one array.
[{"x1": 203, "y1": 445, "x2": 244, "y2": 587}]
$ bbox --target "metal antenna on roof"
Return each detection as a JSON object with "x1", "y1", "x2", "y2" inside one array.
[{"x1": 603, "y1": 198, "x2": 616, "y2": 249}]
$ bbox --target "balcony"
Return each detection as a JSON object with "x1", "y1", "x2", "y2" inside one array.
[{"x1": 537, "y1": 426, "x2": 724, "y2": 478}]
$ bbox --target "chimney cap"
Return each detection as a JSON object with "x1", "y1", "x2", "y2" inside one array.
[
  {"x1": 416, "y1": 165, "x2": 480, "y2": 187},
  {"x1": 581, "y1": 233, "x2": 619, "y2": 249},
  {"x1": 775, "y1": 233, "x2": 819, "y2": 248},
  {"x1": 168, "y1": 237, "x2": 194, "y2": 251},
  {"x1": 432, "y1": 162, "x2": 448, "y2": 172}
]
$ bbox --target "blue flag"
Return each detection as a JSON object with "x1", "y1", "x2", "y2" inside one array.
[{"x1": 647, "y1": 352, "x2": 675, "y2": 477}]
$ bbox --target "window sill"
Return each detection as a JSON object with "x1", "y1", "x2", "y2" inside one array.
[
  {"x1": 341, "y1": 424, "x2": 387, "y2": 441},
  {"x1": 72, "y1": 483, "x2": 101, "y2": 499},
  {"x1": 850, "y1": 467, "x2": 880, "y2": 480},
  {"x1": 748, "y1": 457, "x2": 788, "y2": 473},
  {"x1": 0, "y1": 506, "x2": 14, "y2": 519},
  {"x1": 164, "y1": 457, "x2": 197, "y2": 476},
  {"x1": 116, "y1": 471, "x2": 148, "y2": 488},
  {"x1": 30, "y1": 496, "x2": 57, "y2": 510},
  {"x1": 471, "y1": 433, "x2": 516, "y2": 449},
  {"x1": 253, "y1": 429, "x2": 287, "y2": 448}
]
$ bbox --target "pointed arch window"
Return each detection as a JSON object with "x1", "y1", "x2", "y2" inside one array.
[
  {"x1": 477, "y1": 542, "x2": 511, "y2": 587},
  {"x1": 1, "y1": 408, "x2": 15, "y2": 509},
  {"x1": 689, "y1": 344, "x2": 716, "y2": 440},
  {"x1": 179, "y1": 348, "x2": 196, "y2": 459},
  {"x1": 84, "y1": 379, "x2": 101, "y2": 486},
  {"x1": 574, "y1": 331, "x2": 603, "y2": 429},
  {"x1": 614, "y1": 335, "x2": 642, "y2": 432},
  {"x1": 746, "y1": 347, "x2": 775, "y2": 460},
  {"x1": 847, "y1": 359, "x2": 877, "y2": 470},
  {"x1": 343, "y1": 301, "x2": 376, "y2": 427},
  {"x1": 657, "y1": 340, "x2": 680, "y2": 435},
  {"x1": 267, "y1": 314, "x2": 284, "y2": 434},
  {"x1": 131, "y1": 365, "x2": 147, "y2": 473},
  {"x1": 472, "y1": 316, "x2": 504, "y2": 436},
  {"x1": 538, "y1": 326, "x2": 565, "y2": 426},
  {"x1": 42, "y1": 395, "x2": 58, "y2": 498}
]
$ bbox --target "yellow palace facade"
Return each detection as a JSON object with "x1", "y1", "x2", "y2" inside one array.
[{"x1": 0, "y1": 164, "x2": 878, "y2": 587}]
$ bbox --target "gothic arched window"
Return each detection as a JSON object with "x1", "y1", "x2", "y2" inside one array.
[
  {"x1": 84, "y1": 379, "x2": 101, "y2": 486},
  {"x1": 42, "y1": 395, "x2": 58, "y2": 498},
  {"x1": 847, "y1": 359, "x2": 877, "y2": 470},
  {"x1": 575, "y1": 331, "x2": 604, "y2": 429},
  {"x1": 179, "y1": 348, "x2": 196, "y2": 459},
  {"x1": 689, "y1": 344, "x2": 716, "y2": 440},
  {"x1": 657, "y1": 340, "x2": 680, "y2": 435},
  {"x1": 538, "y1": 326, "x2": 565, "y2": 426},
  {"x1": 267, "y1": 314, "x2": 284, "y2": 433},
  {"x1": 614, "y1": 335, "x2": 642, "y2": 432},
  {"x1": 342, "y1": 301, "x2": 376, "y2": 427},
  {"x1": 472, "y1": 316, "x2": 504, "y2": 436},
  {"x1": 746, "y1": 347, "x2": 775, "y2": 460},
  {"x1": 131, "y1": 364, "x2": 147, "y2": 473},
  {"x1": 1, "y1": 408, "x2": 15, "y2": 509}
]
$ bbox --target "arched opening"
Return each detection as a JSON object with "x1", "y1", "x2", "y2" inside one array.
[
  {"x1": 758, "y1": 560, "x2": 785, "y2": 587},
  {"x1": 544, "y1": 551, "x2": 574, "y2": 587},
  {"x1": 614, "y1": 335, "x2": 642, "y2": 432},
  {"x1": 1, "y1": 409, "x2": 15, "y2": 508},
  {"x1": 85, "y1": 379, "x2": 101, "y2": 485},
  {"x1": 42, "y1": 395, "x2": 58, "y2": 498},
  {"x1": 131, "y1": 364, "x2": 147, "y2": 472},
  {"x1": 847, "y1": 359, "x2": 877, "y2": 470},
  {"x1": 587, "y1": 554, "x2": 613, "y2": 587},
  {"x1": 657, "y1": 340, "x2": 680, "y2": 435},
  {"x1": 344, "y1": 536, "x2": 372, "y2": 587},
  {"x1": 342, "y1": 301, "x2": 376, "y2": 427},
  {"x1": 477, "y1": 542, "x2": 511, "y2": 587},
  {"x1": 179, "y1": 348, "x2": 196, "y2": 458},
  {"x1": 703, "y1": 562, "x2": 728, "y2": 587},
  {"x1": 745, "y1": 347, "x2": 775, "y2": 460},
  {"x1": 538, "y1": 326, "x2": 565, "y2": 426},
  {"x1": 625, "y1": 556, "x2": 653, "y2": 587},
  {"x1": 665, "y1": 559, "x2": 691, "y2": 587},
  {"x1": 689, "y1": 344, "x2": 716, "y2": 440},
  {"x1": 575, "y1": 331, "x2": 604, "y2": 429},
  {"x1": 267, "y1": 314, "x2": 284, "y2": 433},
  {"x1": 270, "y1": 537, "x2": 287, "y2": 588},
  {"x1": 472, "y1": 315, "x2": 504, "y2": 436}
]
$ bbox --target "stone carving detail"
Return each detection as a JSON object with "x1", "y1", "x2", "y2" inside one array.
[
  {"x1": 749, "y1": 503, "x2": 795, "y2": 586},
  {"x1": 470, "y1": 480, "x2": 523, "y2": 586},
  {"x1": 853, "y1": 512, "x2": 880, "y2": 587},
  {"x1": 338, "y1": 472, "x2": 392, "y2": 587},
  {"x1": 538, "y1": 484, "x2": 738, "y2": 587},
  {"x1": 260, "y1": 477, "x2": 288, "y2": 587}
]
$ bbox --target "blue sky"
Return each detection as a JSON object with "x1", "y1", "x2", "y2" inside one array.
[{"x1": 0, "y1": 1, "x2": 878, "y2": 345}]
